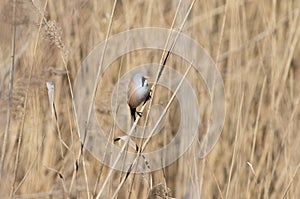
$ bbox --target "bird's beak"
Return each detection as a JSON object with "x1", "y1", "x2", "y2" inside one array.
[{"x1": 144, "y1": 76, "x2": 150, "y2": 80}]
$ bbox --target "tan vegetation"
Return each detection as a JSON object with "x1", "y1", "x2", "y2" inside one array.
[{"x1": 0, "y1": 0, "x2": 300, "y2": 198}]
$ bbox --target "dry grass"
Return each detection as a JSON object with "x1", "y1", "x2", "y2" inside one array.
[{"x1": 1, "y1": 0, "x2": 300, "y2": 198}]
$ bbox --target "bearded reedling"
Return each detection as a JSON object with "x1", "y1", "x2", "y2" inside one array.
[{"x1": 127, "y1": 72, "x2": 151, "y2": 121}]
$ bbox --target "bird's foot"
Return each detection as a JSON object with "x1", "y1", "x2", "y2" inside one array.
[{"x1": 136, "y1": 111, "x2": 143, "y2": 117}]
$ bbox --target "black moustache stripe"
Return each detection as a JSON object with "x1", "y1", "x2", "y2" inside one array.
[{"x1": 142, "y1": 77, "x2": 145, "y2": 87}]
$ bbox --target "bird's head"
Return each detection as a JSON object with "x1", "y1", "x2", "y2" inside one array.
[{"x1": 132, "y1": 72, "x2": 150, "y2": 88}]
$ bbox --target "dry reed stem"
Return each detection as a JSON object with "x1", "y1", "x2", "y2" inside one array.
[
  {"x1": 43, "y1": 165, "x2": 68, "y2": 196},
  {"x1": 219, "y1": 9, "x2": 298, "y2": 61},
  {"x1": 1, "y1": 0, "x2": 300, "y2": 198},
  {"x1": 84, "y1": 0, "x2": 118, "y2": 197},
  {"x1": 112, "y1": 61, "x2": 193, "y2": 198},
  {"x1": 10, "y1": 43, "x2": 35, "y2": 199},
  {"x1": 225, "y1": 92, "x2": 244, "y2": 199},
  {"x1": 84, "y1": 0, "x2": 118, "y2": 144},
  {"x1": 13, "y1": 135, "x2": 46, "y2": 195},
  {"x1": 129, "y1": 0, "x2": 183, "y2": 196},
  {"x1": 76, "y1": 2, "x2": 118, "y2": 197},
  {"x1": 9, "y1": 0, "x2": 21, "y2": 196},
  {"x1": 140, "y1": 0, "x2": 196, "y2": 154},
  {"x1": 281, "y1": 161, "x2": 300, "y2": 198},
  {"x1": 0, "y1": 0, "x2": 17, "y2": 179},
  {"x1": 31, "y1": 0, "x2": 89, "y2": 196},
  {"x1": 206, "y1": 159, "x2": 224, "y2": 199},
  {"x1": 275, "y1": 11, "x2": 300, "y2": 108},
  {"x1": 246, "y1": 76, "x2": 266, "y2": 195},
  {"x1": 11, "y1": 1, "x2": 49, "y2": 196},
  {"x1": 98, "y1": 1, "x2": 196, "y2": 197}
]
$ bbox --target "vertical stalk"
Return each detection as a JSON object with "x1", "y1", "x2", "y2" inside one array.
[{"x1": 0, "y1": 0, "x2": 17, "y2": 179}]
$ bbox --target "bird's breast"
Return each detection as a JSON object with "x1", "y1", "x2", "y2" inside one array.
[{"x1": 128, "y1": 86, "x2": 150, "y2": 108}]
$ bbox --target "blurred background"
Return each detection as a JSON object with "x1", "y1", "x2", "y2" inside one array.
[{"x1": 0, "y1": 0, "x2": 300, "y2": 198}]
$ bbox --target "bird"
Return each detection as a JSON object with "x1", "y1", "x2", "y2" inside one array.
[{"x1": 127, "y1": 72, "x2": 151, "y2": 121}]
